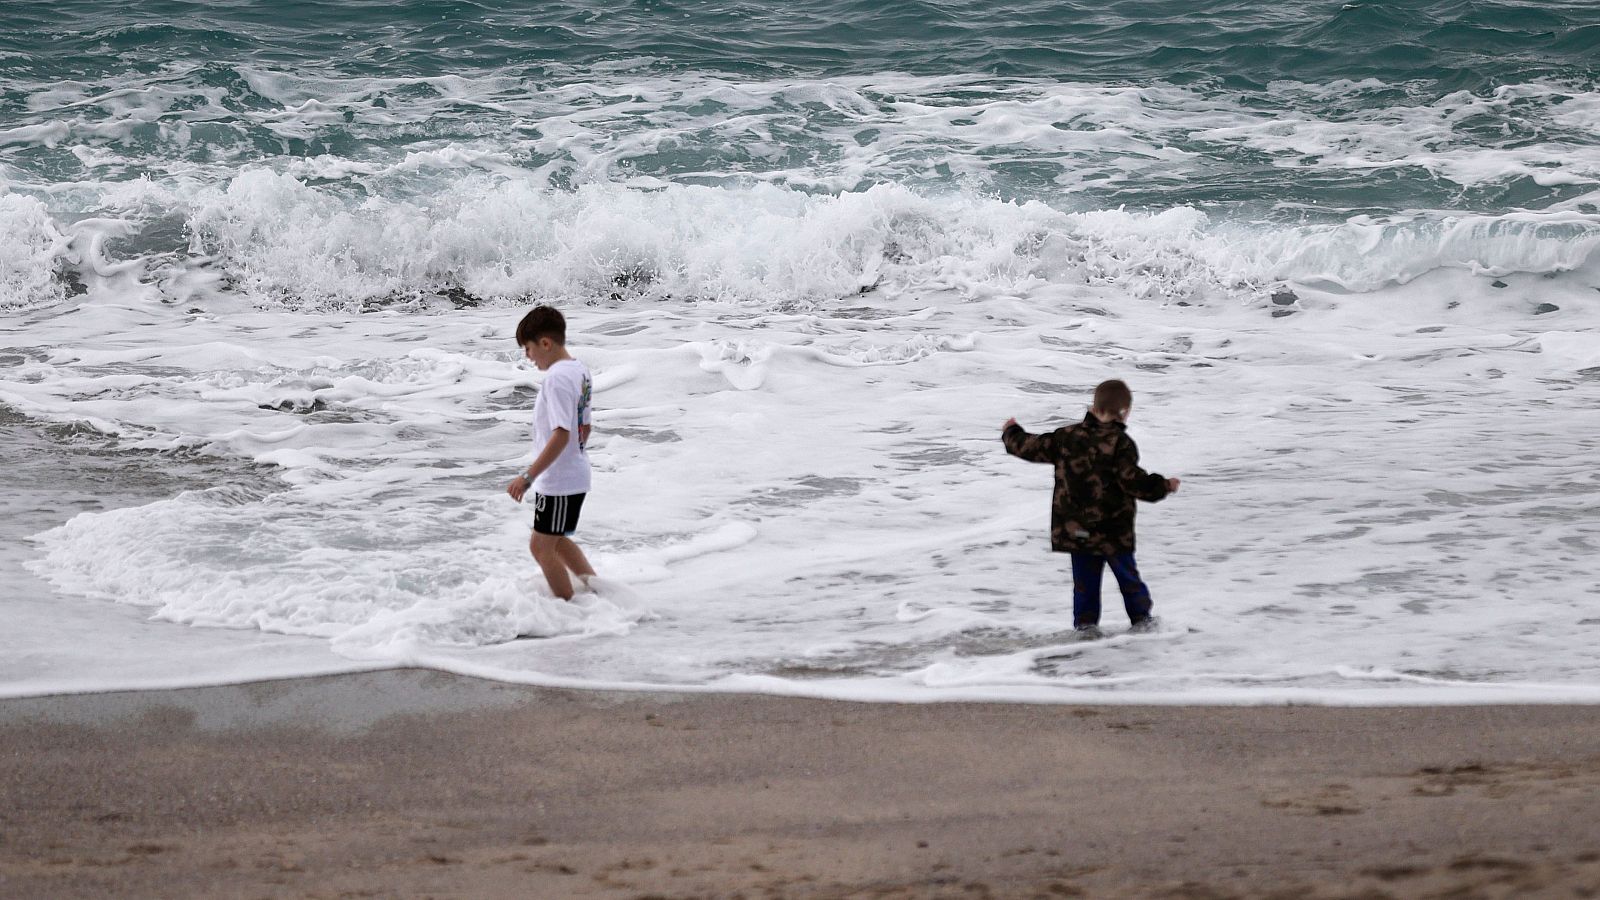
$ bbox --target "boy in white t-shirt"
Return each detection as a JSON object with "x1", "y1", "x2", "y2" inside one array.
[{"x1": 506, "y1": 306, "x2": 596, "y2": 600}]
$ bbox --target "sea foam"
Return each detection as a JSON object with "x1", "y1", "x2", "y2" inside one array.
[{"x1": 5, "y1": 51, "x2": 1599, "y2": 703}]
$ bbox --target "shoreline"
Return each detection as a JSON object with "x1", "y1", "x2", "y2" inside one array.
[
  {"x1": 14, "y1": 654, "x2": 1600, "y2": 706},
  {"x1": 4, "y1": 669, "x2": 1600, "y2": 898}
]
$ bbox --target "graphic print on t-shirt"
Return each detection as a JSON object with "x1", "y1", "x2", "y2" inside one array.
[{"x1": 577, "y1": 371, "x2": 592, "y2": 448}]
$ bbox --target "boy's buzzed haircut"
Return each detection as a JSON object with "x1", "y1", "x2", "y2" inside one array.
[
  {"x1": 1092, "y1": 379, "x2": 1133, "y2": 416},
  {"x1": 516, "y1": 305, "x2": 566, "y2": 346}
]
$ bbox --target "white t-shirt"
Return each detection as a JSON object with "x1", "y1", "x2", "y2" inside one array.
[{"x1": 530, "y1": 358, "x2": 592, "y2": 496}]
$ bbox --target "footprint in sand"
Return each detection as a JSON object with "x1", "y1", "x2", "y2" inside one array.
[{"x1": 1260, "y1": 783, "x2": 1364, "y2": 816}]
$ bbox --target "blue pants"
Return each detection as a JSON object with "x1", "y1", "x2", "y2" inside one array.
[{"x1": 1070, "y1": 552, "x2": 1153, "y2": 628}]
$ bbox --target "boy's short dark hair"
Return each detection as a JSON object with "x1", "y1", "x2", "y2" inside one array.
[
  {"x1": 515, "y1": 305, "x2": 566, "y2": 346},
  {"x1": 1092, "y1": 379, "x2": 1133, "y2": 416}
]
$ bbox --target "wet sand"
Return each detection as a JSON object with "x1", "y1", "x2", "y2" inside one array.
[{"x1": 3, "y1": 670, "x2": 1599, "y2": 899}]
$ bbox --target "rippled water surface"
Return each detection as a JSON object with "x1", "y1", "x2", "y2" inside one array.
[{"x1": 2, "y1": 0, "x2": 1598, "y2": 702}]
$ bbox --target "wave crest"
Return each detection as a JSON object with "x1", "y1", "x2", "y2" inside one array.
[
  {"x1": 3, "y1": 173, "x2": 1597, "y2": 312},
  {"x1": 0, "y1": 193, "x2": 71, "y2": 309}
]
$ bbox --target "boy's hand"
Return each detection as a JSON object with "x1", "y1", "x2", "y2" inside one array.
[
  {"x1": 507, "y1": 473, "x2": 530, "y2": 502},
  {"x1": 1003, "y1": 417, "x2": 1018, "y2": 431},
  {"x1": 1166, "y1": 477, "x2": 1181, "y2": 494}
]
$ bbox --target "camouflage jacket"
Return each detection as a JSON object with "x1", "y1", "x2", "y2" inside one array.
[{"x1": 1002, "y1": 414, "x2": 1170, "y2": 555}]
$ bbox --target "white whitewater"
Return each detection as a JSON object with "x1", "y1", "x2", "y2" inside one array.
[{"x1": 3, "y1": 69, "x2": 1599, "y2": 703}]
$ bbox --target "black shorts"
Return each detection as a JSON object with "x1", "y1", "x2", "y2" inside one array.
[{"x1": 532, "y1": 492, "x2": 585, "y2": 536}]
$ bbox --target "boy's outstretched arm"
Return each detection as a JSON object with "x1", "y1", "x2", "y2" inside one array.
[
  {"x1": 1001, "y1": 418, "x2": 1059, "y2": 463},
  {"x1": 507, "y1": 428, "x2": 571, "y2": 503},
  {"x1": 1113, "y1": 436, "x2": 1176, "y2": 501}
]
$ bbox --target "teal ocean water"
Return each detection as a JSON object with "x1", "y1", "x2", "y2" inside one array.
[
  {"x1": 3, "y1": 2, "x2": 1599, "y2": 701},
  {"x1": 4, "y1": 0, "x2": 1599, "y2": 269},
  {"x1": 11, "y1": 0, "x2": 1594, "y2": 84}
]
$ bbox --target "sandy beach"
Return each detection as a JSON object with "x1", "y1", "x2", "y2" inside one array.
[{"x1": 2, "y1": 670, "x2": 1598, "y2": 899}]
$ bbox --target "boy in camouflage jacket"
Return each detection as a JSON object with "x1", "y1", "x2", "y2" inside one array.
[{"x1": 1002, "y1": 379, "x2": 1180, "y2": 633}]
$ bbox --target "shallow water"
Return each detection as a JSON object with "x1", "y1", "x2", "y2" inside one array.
[
  {"x1": 2, "y1": 0, "x2": 1598, "y2": 703},
  {"x1": 7, "y1": 265, "x2": 1600, "y2": 703}
]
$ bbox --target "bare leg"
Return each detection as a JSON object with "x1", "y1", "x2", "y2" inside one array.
[
  {"x1": 529, "y1": 532, "x2": 574, "y2": 600},
  {"x1": 555, "y1": 538, "x2": 596, "y2": 588}
]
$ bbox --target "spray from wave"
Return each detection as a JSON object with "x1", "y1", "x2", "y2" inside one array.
[{"x1": 4, "y1": 173, "x2": 1598, "y2": 315}]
